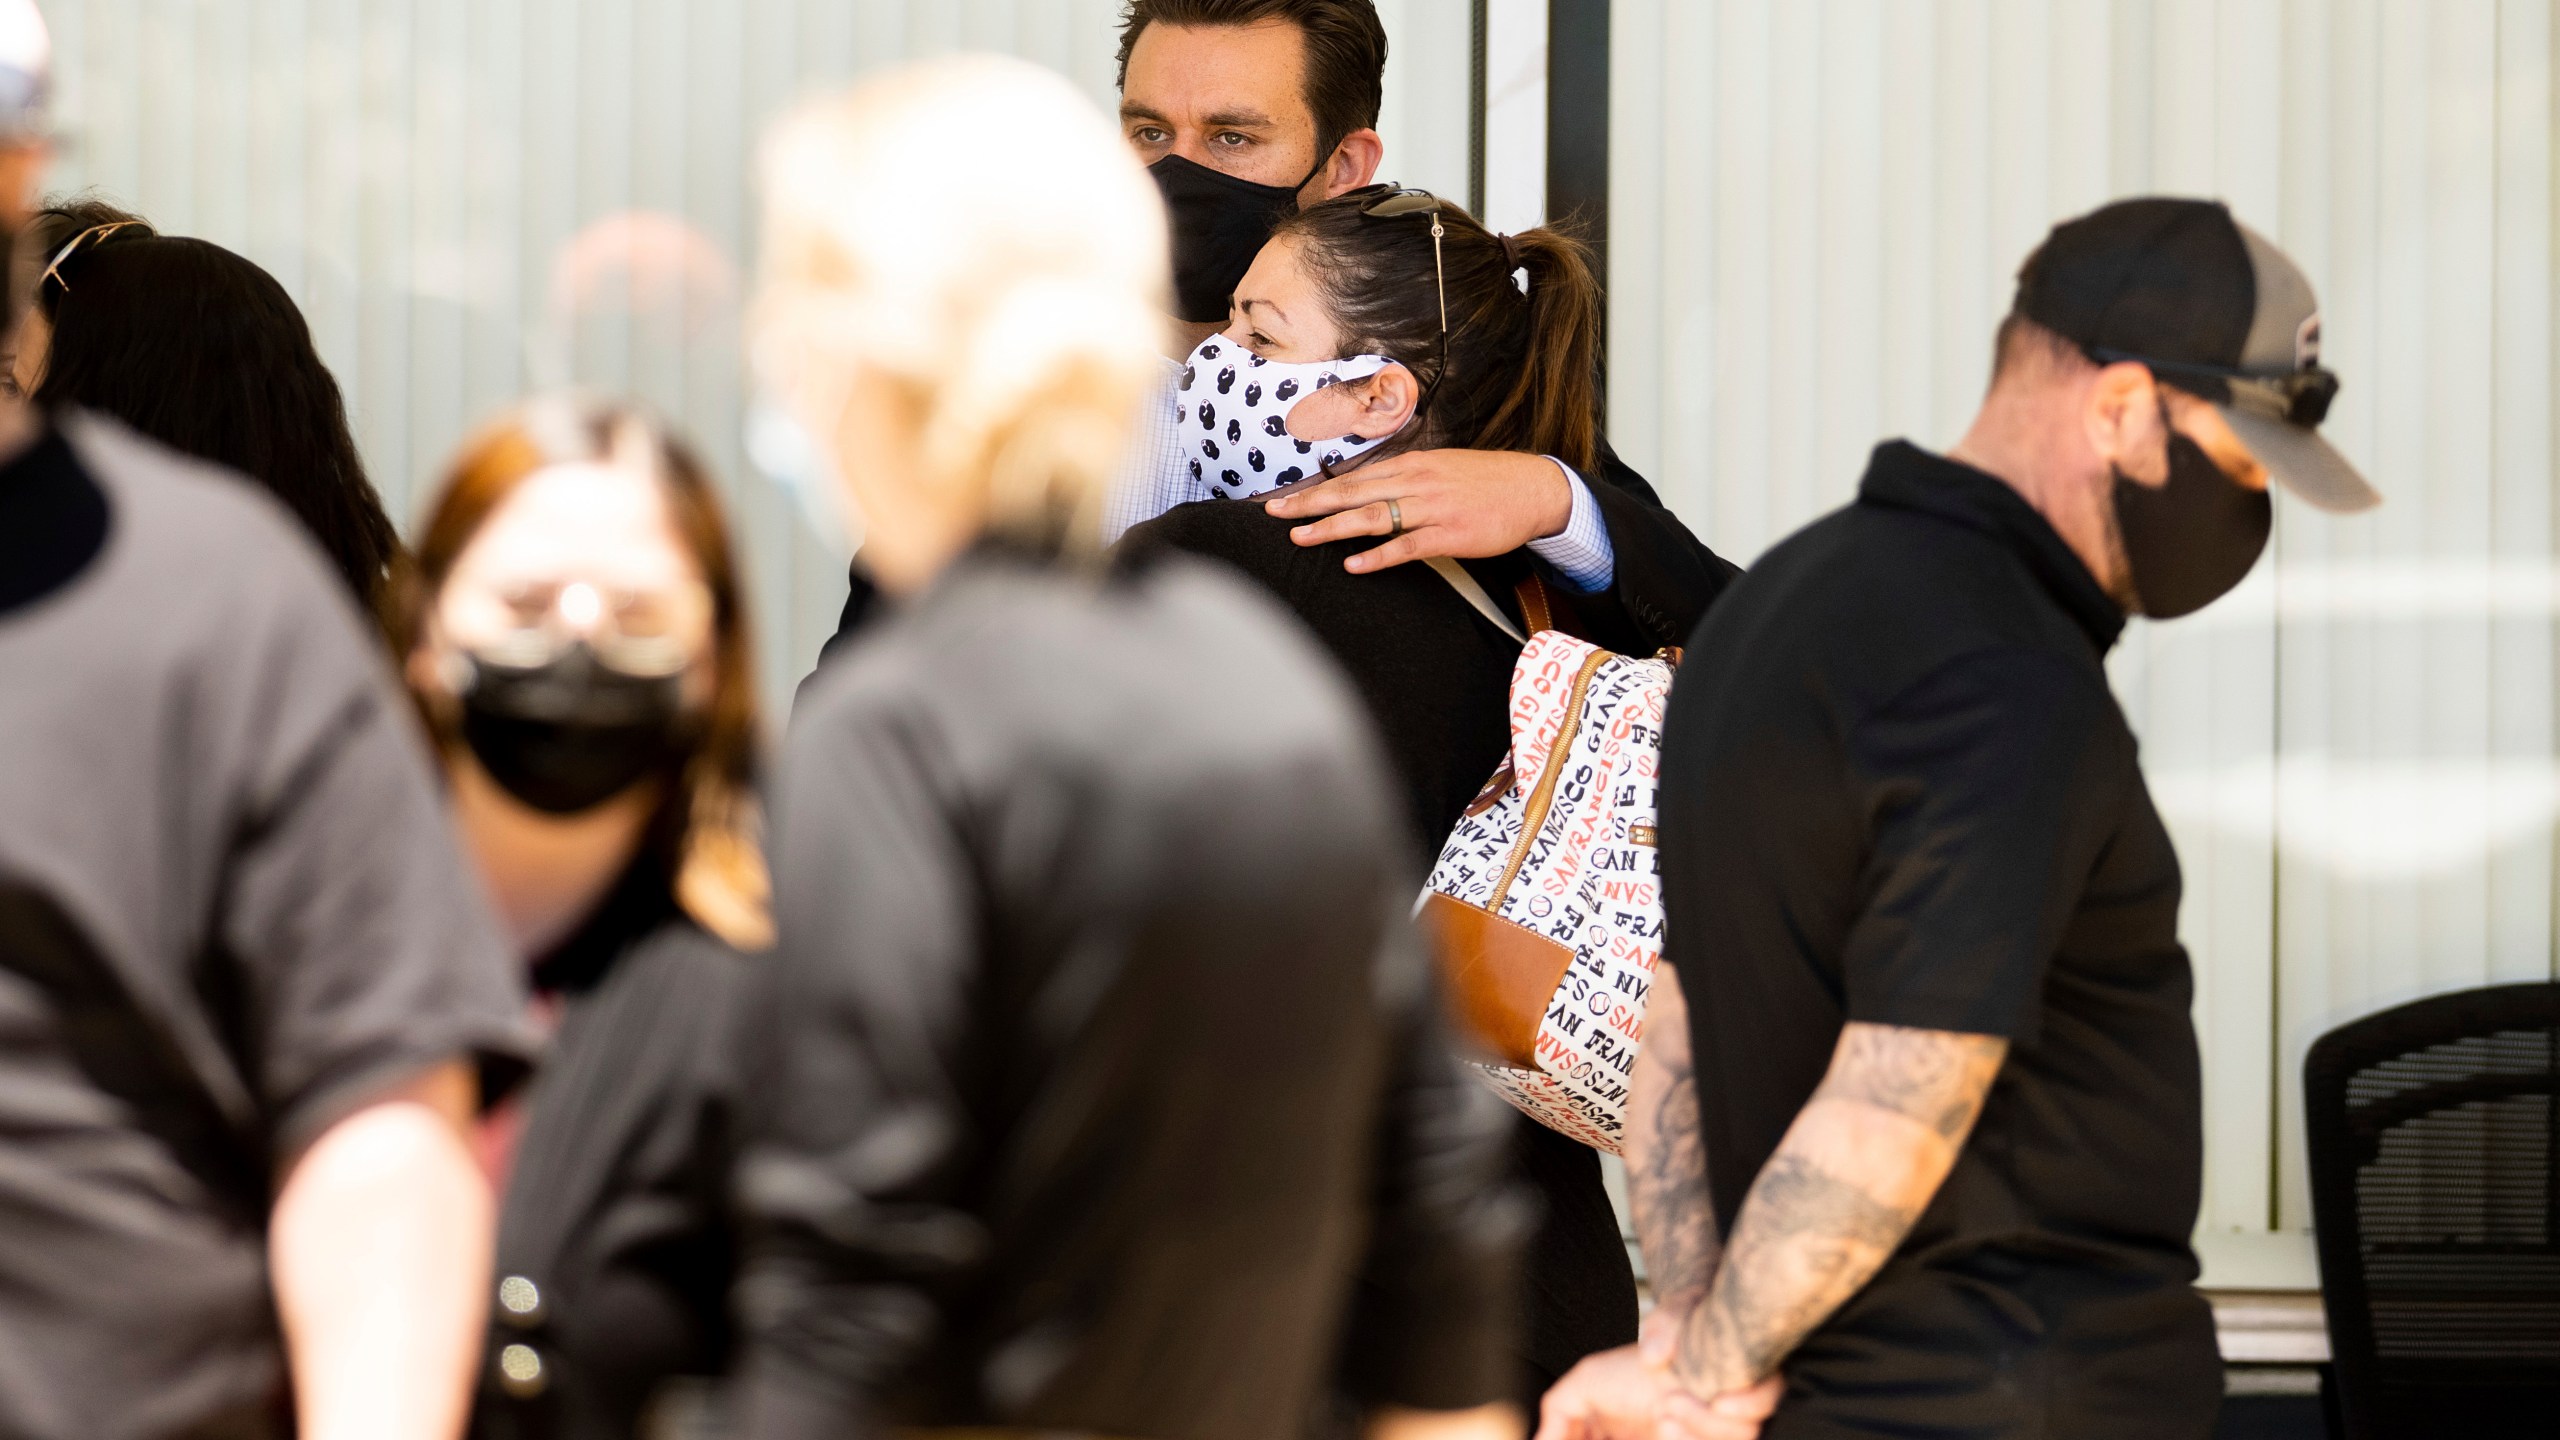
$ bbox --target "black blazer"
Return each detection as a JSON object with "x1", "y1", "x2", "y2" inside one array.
[
  {"x1": 1580, "y1": 438, "x2": 1743, "y2": 650},
  {"x1": 816, "y1": 440, "x2": 1739, "y2": 672}
]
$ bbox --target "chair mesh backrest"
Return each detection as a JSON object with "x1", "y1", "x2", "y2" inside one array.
[{"x1": 2304, "y1": 983, "x2": 2560, "y2": 1439}]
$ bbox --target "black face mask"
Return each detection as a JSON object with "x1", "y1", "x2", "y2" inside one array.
[
  {"x1": 1150, "y1": 152, "x2": 1324, "y2": 323},
  {"x1": 2111, "y1": 424, "x2": 2272, "y2": 619},
  {"x1": 458, "y1": 642, "x2": 687, "y2": 815}
]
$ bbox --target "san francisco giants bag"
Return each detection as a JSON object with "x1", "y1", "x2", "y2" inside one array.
[{"x1": 1416, "y1": 559, "x2": 1673, "y2": 1153}]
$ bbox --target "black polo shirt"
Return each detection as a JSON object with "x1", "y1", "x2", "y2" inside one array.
[{"x1": 1659, "y1": 442, "x2": 2218, "y2": 1433}]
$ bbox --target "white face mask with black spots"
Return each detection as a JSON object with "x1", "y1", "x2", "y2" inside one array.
[{"x1": 1175, "y1": 333, "x2": 1397, "y2": 500}]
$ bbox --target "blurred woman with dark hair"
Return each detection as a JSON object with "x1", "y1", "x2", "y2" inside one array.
[
  {"x1": 397, "y1": 394, "x2": 768, "y2": 1440},
  {"x1": 9, "y1": 199, "x2": 402, "y2": 627}
]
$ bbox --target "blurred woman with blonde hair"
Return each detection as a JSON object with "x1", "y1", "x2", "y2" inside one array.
[{"x1": 735, "y1": 53, "x2": 1522, "y2": 1440}]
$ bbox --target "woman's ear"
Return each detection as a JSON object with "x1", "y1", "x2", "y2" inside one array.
[
  {"x1": 404, "y1": 629, "x2": 470, "y2": 738},
  {"x1": 404, "y1": 618, "x2": 451, "y2": 701},
  {"x1": 1284, "y1": 362, "x2": 1420, "y2": 442},
  {"x1": 681, "y1": 642, "x2": 721, "y2": 711}
]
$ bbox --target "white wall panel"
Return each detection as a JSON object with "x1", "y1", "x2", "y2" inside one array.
[
  {"x1": 1480, "y1": 0, "x2": 1548, "y2": 233},
  {"x1": 1611, "y1": 0, "x2": 2560, "y2": 1289},
  {"x1": 41, "y1": 0, "x2": 1474, "y2": 715},
  {"x1": 1379, "y1": 0, "x2": 1476, "y2": 205}
]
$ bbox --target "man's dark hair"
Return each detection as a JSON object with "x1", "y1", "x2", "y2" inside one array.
[
  {"x1": 30, "y1": 203, "x2": 402, "y2": 621},
  {"x1": 1115, "y1": 0, "x2": 1388, "y2": 160}
]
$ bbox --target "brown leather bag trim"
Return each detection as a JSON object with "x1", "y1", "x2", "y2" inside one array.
[
  {"x1": 1515, "y1": 573, "x2": 1555, "y2": 636},
  {"x1": 1463, "y1": 761, "x2": 1516, "y2": 818},
  {"x1": 1419, "y1": 891, "x2": 1576, "y2": 1068}
]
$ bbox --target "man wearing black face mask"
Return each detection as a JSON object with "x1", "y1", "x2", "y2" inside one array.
[
  {"x1": 1125, "y1": 8, "x2": 1378, "y2": 343},
  {"x1": 815, "y1": 0, "x2": 1737, "y2": 668},
  {"x1": 1542, "y1": 199, "x2": 2378, "y2": 1440}
]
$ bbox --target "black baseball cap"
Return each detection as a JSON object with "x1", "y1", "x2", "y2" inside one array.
[{"x1": 2015, "y1": 196, "x2": 2379, "y2": 513}]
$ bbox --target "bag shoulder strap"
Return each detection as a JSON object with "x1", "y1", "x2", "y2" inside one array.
[
  {"x1": 1516, "y1": 572, "x2": 1555, "y2": 636},
  {"x1": 1424, "y1": 556, "x2": 1527, "y2": 645}
]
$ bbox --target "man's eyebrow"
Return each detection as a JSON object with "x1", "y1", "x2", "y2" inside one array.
[
  {"x1": 1118, "y1": 101, "x2": 1171, "y2": 124},
  {"x1": 1201, "y1": 108, "x2": 1277, "y2": 130}
]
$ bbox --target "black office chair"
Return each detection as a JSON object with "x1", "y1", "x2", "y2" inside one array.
[{"x1": 2303, "y1": 982, "x2": 2560, "y2": 1438}]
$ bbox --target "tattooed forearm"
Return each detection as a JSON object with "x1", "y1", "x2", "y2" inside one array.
[
  {"x1": 1740, "y1": 1152, "x2": 1913, "y2": 1250},
  {"x1": 1626, "y1": 964, "x2": 1717, "y2": 1306},
  {"x1": 1822, "y1": 1024, "x2": 2008, "y2": 1141},
  {"x1": 1680, "y1": 1155, "x2": 1910, "y2": 1384},
  {"x1": 1671, "y1": 1022, "x2": 2008, "y2": 1396}
]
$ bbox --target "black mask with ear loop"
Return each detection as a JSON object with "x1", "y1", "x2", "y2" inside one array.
[
  {"x1": 2109, "y1": 406, "x2": 2272, "y2": 619},
  {"x1": 457, "y1": 642, "x2": 691, "y2": 814},
  {"x1": 1151, "y1": 152, "x2": 1328, "y2": 323}
]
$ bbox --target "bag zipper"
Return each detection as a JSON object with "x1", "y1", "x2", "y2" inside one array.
[{"x1": 1486, "y1": 647, "x2": 1612, "y2": 905}]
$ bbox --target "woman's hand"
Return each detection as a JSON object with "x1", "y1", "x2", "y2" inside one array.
[{"x1": 1264, "y1": 448, "x2": 1574, "y2": 572}]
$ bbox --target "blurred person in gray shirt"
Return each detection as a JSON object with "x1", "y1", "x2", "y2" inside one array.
[{"x1": 0, "y1": 5, "x2": 531, "y2": 1437}]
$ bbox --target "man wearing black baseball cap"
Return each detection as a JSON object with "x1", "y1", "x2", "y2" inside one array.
[{"x1": 1539, "y1": 198, "x2": 2374, "y2": 1440}]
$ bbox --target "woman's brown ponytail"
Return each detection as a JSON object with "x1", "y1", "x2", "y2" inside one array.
[
  {"x1": 1276, "y1": 195, "x2": 1604, "y2": 476},
  {"x1": 1473, "y1": 225, "x2": 1602, "y2": 474}
]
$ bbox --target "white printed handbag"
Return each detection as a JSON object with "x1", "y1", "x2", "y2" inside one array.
[{"x1": 1416, "y1": 559, "x2": 1674, "y2": 1153}]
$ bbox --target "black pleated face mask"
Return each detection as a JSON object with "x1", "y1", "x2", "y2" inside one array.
[
  {"x1": 1150, "y1": 152, "x2": 1323, "y2": 323},
  {"x1": 458, "y1": 642, "x2": 687, "y2": 815},
  {"x1": 2111, "y1": 422, "x2": 2272, "y2": 619}
]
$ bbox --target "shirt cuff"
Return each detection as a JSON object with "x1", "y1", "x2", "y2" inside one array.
[
  {"x1": 1524, "y1": 458, "x2": 1616, "y2": 593},
  {"x1": 1100, "y1": 361, "x2": 1201, "y2": 545}
]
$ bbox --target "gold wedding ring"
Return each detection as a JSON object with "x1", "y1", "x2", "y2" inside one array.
[{"x1": 1387, "y1": 497, "x2": 1406, "y2": 538}]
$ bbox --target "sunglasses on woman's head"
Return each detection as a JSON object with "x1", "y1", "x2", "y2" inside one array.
[
  {"x1": 1345, "y1": 184, "x2": 1460, "y2": 421},
  {"x1": 1354, "y1": 186, "x2": 1449, "y2": 342},
  {"x1": 40, "y1": 221, "x2": 142, "y2": 294}
]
